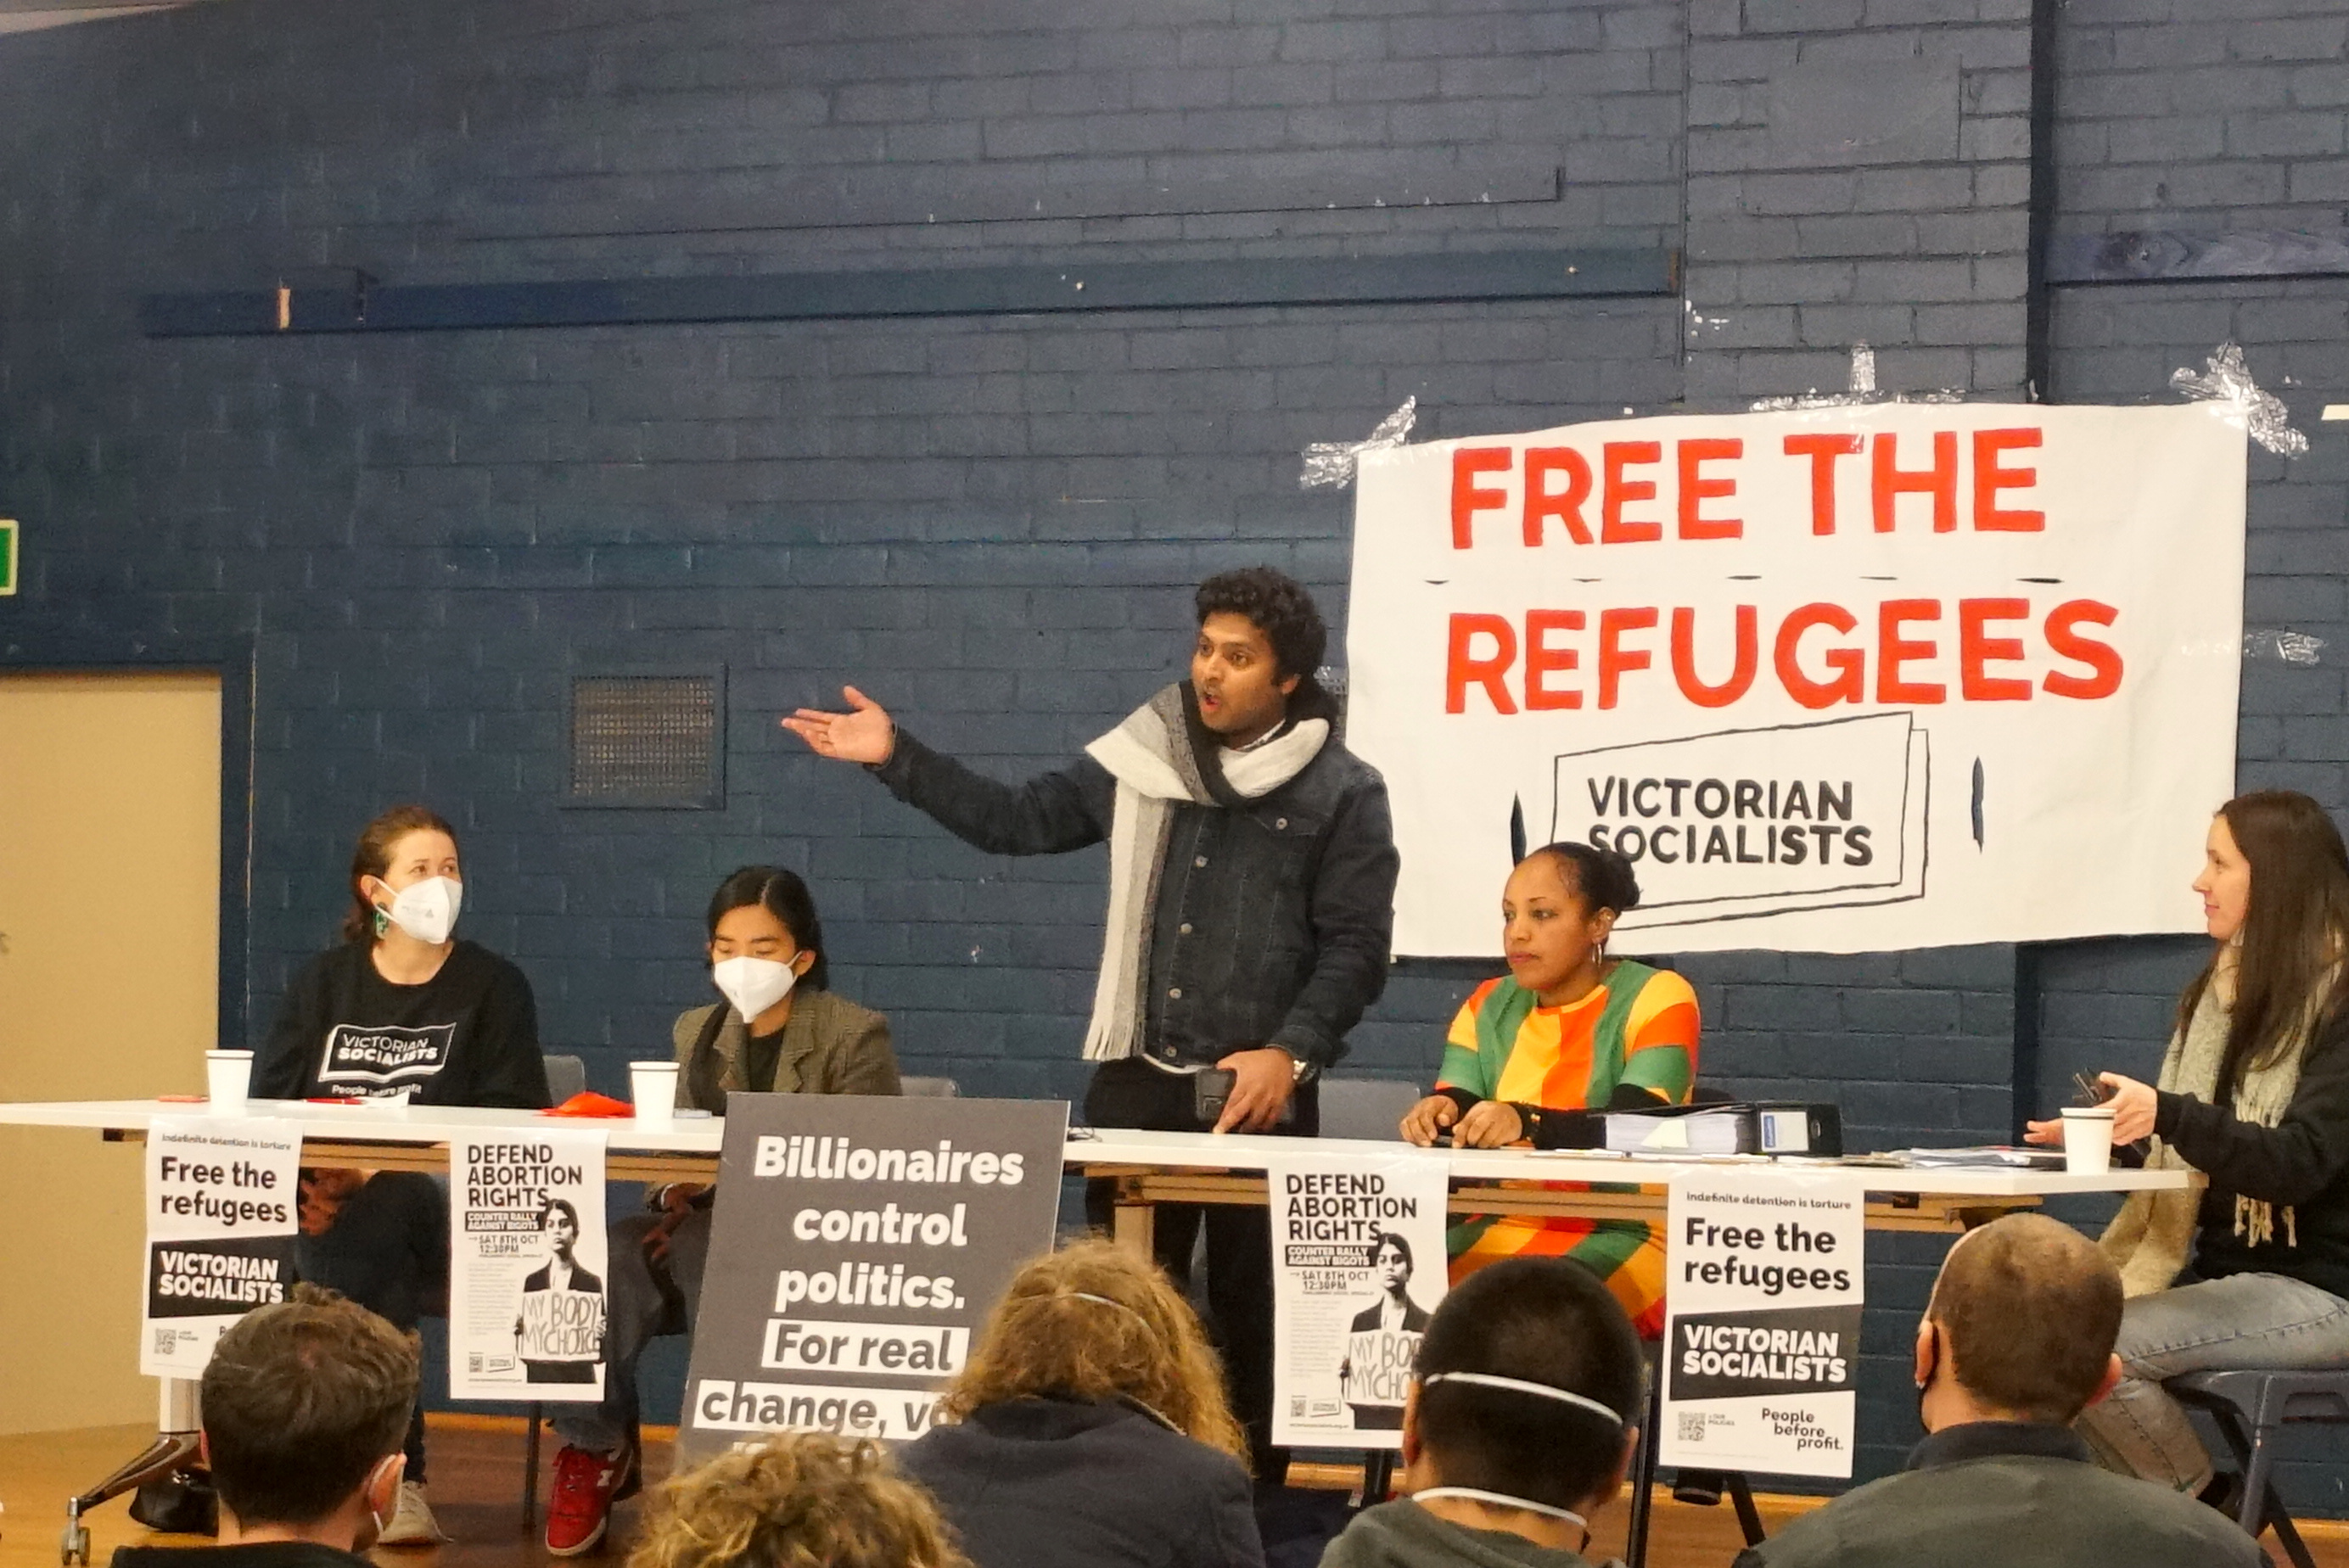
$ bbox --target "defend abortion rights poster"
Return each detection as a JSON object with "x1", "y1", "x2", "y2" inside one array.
[
  {"x1": 1266, "y1": 1149, "x2": 1449, "y2": 1449},
  {"x1": 678, "y1": 1095, "x2": 1068, "y2": 1464},
  {"x1": 1347, "y1": 402, "x2": 2247, "y2": 955},
  {"x1": 448, "y1": 1128, "x2": 608, "y2": 1399},
  {"x1": 1660, "y1": 1170, "x2": 1864, "y2": 1478},
  {"x1": 141, "y1": 1117, "x2": 303, "y2": 1376}
]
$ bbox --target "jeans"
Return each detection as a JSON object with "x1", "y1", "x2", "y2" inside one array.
[
  {"x1": 1081, "y1": 1057, "x2": 1321, "y2": 1482},
  {"x1": 2076, "y1": 1271, "x2": 2349, "y2": 1492},
  {"x1": 549, "y1": 1207, "x2": 710, "y2": 1456},
  {"x1": 294, "y1": 1171, "x2": 447, "y2": 1482}
]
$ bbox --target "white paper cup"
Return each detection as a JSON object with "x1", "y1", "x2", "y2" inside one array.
[
  {"x1": 205, "y1": 1050, "x2": 254, "y2": 1114},
  {"x1": 2061, "y1": 1106, "x2": 2117, "y2": 1175},
  {"x1": 631, "y1": 1061, "x2": 681, "y2": 1127}
]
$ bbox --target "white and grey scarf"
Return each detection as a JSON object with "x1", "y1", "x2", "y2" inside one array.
[
  {"x1": 1079, "y1": 682, "x2": 1328, "y2": 1062},
  {"x1": 2100, "y1": 977, "x2": 2313, "y2": 1296}
]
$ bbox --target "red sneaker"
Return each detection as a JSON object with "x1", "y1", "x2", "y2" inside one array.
[{"x1": 545, "y1": 1444, "x2": 635, "y2": 1556}]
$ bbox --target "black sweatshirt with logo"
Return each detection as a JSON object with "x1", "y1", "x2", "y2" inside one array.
[{"x1": 255, "y1": 940, "x2": 550, "y2": 1108}]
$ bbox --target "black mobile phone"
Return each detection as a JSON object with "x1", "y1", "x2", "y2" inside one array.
[{"x1": 1193, "y1": 1067, "x2": 1296, "y2": 1127}]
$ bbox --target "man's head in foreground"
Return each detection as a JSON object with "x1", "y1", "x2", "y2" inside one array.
[
  {"x1": 1916, "y1": 1212, "x2": 2124, "y2": 1431},
  {"x1": 199, "y1": 1286, "x2": 418, "y2": 1550},
  {"x1": 1401, "y1": 1257, "x2": 1645, "y2": 1550}
]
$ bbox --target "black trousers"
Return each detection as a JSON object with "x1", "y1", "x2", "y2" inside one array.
[{"x1": 1082, "y1": 1056, "x2": 1320, "y2": 1482}]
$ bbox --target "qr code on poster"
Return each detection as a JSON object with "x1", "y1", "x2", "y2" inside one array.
[
  {"x1": 1676, "y1": 1411, "x2": 1706, "y2": 1444},
  {"x1": 1291, "y1": 1397, "x2": 1307, "y2": 1418},
  {"x1": 468, "y1": 1354, "x2": 485, "y2": 1374},
  {"x1": 154, "y1": 1328, "x2": 179, "y2": 1357}
]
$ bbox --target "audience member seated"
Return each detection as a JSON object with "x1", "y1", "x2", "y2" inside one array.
[
  {"x1": 546, "y1": 865, "x2": 898, "y2": 1556},
  {"x1": 255, "y1": 804, "x2": 551, "y2": 1545},
  {"x1": 898, "y1": 1240, "x2": 1264, "y2": 1568},
  {"x1": 110, "y1": 1287, "x2": 418, "y2": 1568},
  {"x1": 626, "y1": 1433, "x2": 967, "y2": 1568},
  {"x1": 2024, "y1": 789, "x2": 2349, "y2": 1502},
  {"x1": 1319, "y1": 1255, "x2": 1643, "y2": 1568},
  {"x1": 1733, "y1": 1213, "x2": 2258, "y2": 1568},
  {"x1": 1399, "y1": 843, "x2": 1700, "y2": 1337}
]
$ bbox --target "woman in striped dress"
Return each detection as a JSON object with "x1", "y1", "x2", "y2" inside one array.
[{"x1": 1400, "y1": 842, "x2": 1701, "y2": 1337}]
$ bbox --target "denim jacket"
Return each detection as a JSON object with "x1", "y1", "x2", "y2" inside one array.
[{"x1": 870, "y1": 726, "x2": 1399, "y2": 1072}]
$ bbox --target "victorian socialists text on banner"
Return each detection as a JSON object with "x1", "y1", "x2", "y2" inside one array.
[{"x1": 1346, "y1": 403, "x2": 2245, "y2": 955}]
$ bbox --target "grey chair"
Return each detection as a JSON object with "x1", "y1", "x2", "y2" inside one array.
[
  {"x1": 899, "y1": 1074, "x2": 960, "y2": 1098},
  {"x1": 2168, "y1": 1368, "x2": 2349, "y2": 1568},
  {"x1": 543, "y1": 1052, "x2": 588, "y2": 1102},
  {"x1": 1316, "y1": 1075, "x2": 1422, "y2": 1141}
]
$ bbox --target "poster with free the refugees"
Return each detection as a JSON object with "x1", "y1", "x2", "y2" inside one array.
[
  {"x1": 140, "y1": 1117, "x2": 304, "y2": 1377},
  {"x1": 1660, "y1": 1169, "x2": 1864, "y2": 1477}
]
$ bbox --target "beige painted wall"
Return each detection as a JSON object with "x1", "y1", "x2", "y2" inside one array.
[{"x1": 0, "y1": 673, "x2": 222, "y2": 1436}]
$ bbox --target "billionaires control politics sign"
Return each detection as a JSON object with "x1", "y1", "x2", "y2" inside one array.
[
  {"x1": 1348, "y1": 403, "x2": 2246, "y2": 955},
  {"x1": 679, "y1": 1095, "x2": 1068, "y2": 1465}
]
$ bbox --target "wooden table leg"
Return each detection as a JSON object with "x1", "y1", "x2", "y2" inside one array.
[{"x1": 1113, "y1": 1195, "x2": 1156, "y2": 1260}]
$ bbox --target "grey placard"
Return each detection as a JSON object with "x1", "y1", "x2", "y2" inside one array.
[{"x1": 677, "y1": 1094, "x2": 1069, "y2": 1466}]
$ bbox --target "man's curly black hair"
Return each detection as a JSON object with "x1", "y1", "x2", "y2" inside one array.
[{"x1": 1195, "y1": 567, "x2": 1327, "y2": 684}]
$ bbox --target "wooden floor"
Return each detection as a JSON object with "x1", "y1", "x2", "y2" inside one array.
[{"x1": 0, "y1": 1416, "x2": 2332, "y2": 1568}]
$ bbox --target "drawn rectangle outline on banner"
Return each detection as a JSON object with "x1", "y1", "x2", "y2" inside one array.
[{"x1": 1550, "y1": 711, "x2": 1930, "y2": 932}]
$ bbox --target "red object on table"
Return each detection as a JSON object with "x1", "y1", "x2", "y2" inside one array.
[{"x1": 542, "y1": 1090, "x2": 635, "y2": 1118}]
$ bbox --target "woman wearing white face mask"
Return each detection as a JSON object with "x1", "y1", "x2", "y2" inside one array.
[
  {"x1": 542, "y1": 865, "x2": 896, "y2": 1558},
  {"x1": 253, "y1": 804, "x2": 551, "y2": 1547}
]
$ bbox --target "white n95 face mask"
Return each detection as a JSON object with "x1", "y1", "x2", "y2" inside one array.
[
  {"x1": 713, "y1": 955, "x2": 798, "y2": 1022},
  {"x1": 379, "y1": 876, "x2": 463, "y2": 945}
]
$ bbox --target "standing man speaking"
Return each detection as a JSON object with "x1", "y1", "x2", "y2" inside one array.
[{"x1": 786, "y1": 566, "x2": 1399, "y2": 1474}]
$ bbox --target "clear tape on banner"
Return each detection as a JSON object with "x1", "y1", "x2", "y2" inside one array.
[
  {"x1": 2171, "y1": 342, "x2": 2308, "y2": 456},
  {"x1": 1301, "y1": 397, "x2": 1416, "y2": 490},
  {"x1": 2245, "y1": 628, "x2": 2325, "y2": 665},
  {"x1": 1750, "y1": 341, "x2": 1965, "y2": 412}
]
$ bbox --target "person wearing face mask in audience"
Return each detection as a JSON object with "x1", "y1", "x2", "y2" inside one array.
[
  {"x1": 253, "y1": 804, "x2": 551, "y2": 1547},
  {"x1": 542, "y1": 865, "x2": 898, "y2": 1558}
]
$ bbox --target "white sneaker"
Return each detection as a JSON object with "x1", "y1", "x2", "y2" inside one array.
[{"x1": 376, "y1": 1480, "x2": 451, "y2": 1548}]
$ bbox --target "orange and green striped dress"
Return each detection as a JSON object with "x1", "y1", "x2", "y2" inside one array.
[{"x1": 1440, "y1": 960, "x2": 1701, "y2": 1338}]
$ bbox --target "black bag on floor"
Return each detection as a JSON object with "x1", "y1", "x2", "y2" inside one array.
[{"x1": 130, "y1": 1470, "x2": 217, "y2": 1536}]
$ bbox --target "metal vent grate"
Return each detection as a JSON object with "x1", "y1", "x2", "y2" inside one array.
[{"x1": 568, "y1": 673, "x2": 722, "y2": 808}]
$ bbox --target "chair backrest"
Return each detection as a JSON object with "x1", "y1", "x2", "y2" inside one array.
[
  {"x1": 900, "y1": 1075, "x2": 960, "y2": 1099},
  {"x1": 544, "y1": 1054, "x2": 588, "y2": 1103},
  {"x1": 1317, "y1": 1076, "x2": 1423, "y2": 1141}
]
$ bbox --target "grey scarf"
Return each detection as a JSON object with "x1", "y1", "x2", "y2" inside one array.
[
  {"x1": 2100, "y1": 976, "x2": 2311, "y2": 1296},
  {"x1": 1079, "y1": 683, "x2": 1328, "y2": 1062}
]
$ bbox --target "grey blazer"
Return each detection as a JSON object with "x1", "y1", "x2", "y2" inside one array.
[{"x1": 672, "y1": 988, "x2": 900, "y2": 1111}]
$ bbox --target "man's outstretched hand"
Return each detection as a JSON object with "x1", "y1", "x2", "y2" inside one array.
[{"x1": 783, "y1": 686, "x2": 895, "y2": 765}]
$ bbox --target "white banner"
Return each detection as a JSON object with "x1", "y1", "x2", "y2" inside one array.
[
  {"x1": 1267, "y1": 1149, "x2": 1450, "y2": 1450},
  {"x1": 141, "y1": 1117, "x2": 304, "y2": 1377},
  {"x1": 1660, "y1": 1170, "x2": 1864, "y2": 1478},
  {"x1": 1348, "y1": 403, "x2": 2246, "y2": 954},
  {"x1": 448, "y1": 1128, "x2": 608, "y2": 1400}
]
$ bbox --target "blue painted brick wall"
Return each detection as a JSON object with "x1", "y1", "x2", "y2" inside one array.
[{"x1": 3, "y1": 0, "x2": 2347, "y2": 1500}]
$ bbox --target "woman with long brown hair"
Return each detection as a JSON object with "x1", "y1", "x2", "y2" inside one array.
[
  {"x1": 253, "y1": 804, "x2": 549, "y2": 1544},
  {"x1": 898, "y1": 1240, "x2": 1264, "y2": 1568},
  {"x1": 2027, "y1": 790, "x2": 2349, "y2": 1498}
]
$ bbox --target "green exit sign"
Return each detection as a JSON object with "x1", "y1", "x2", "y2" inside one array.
[{"x1": 0, "y1": 519, "x2": 14, "y2": 595}]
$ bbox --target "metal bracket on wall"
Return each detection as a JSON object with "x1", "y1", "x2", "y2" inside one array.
[{"x1": 138, "y1": 248, "x2": 1677, "y2": 338}]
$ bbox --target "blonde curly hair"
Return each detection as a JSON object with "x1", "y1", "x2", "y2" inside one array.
[
  {"x1": 936, "y1": 1239, "x2": 1247, "y2": 1463},
  {"x1": 626, "y1": 1432, "x2": 967, "y2": 1568}
]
